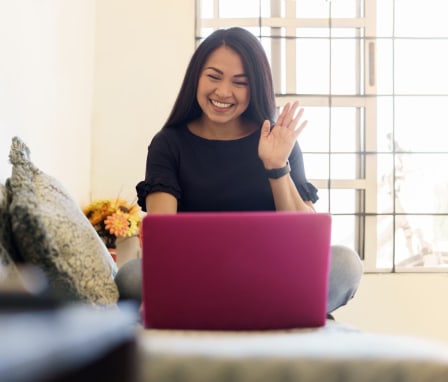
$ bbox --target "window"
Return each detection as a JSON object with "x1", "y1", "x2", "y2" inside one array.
[{"x1": 196, "y1": 0, "x2": 448, "y2": 272}]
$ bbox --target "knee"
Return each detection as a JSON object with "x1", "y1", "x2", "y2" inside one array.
[
  {"x1": 114, "y1": 258, "x2": 142, "y2": 303},
  {"x1": 331, "y1": 245, "x2": 363, "y2": 286},
  {"x1": 327, "y1": 245, "x2": 363, "y2": 312}
]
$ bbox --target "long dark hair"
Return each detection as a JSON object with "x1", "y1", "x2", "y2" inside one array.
[{"x1": 162, "y1": 27, "x2": 276, "y2": 129}]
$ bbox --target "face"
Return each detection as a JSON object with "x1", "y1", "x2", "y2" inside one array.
[{"x1": 196, "y1": 46, "x2": 250, "y2": 128}]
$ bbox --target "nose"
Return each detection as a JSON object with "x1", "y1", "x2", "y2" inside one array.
[{"x1": 214, "y1": 81, "x2": 232, "y2": 98}]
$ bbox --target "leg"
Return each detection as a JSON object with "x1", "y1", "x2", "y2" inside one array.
[
  {"x1": 327, "y1": 245, "x2": 363, "y2": 313},
  {"x1": 114, "y1": 248, "x2": 363, "y2": 312},
  {"x1": 114, "y1": 258, "x2": 142, "y2": 303}
]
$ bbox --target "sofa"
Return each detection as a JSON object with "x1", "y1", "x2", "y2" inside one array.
[
  {"x1": 137, "y1": 322, "x2": 448, "y2": 382},
  {"x1": 2, "y1": 137, "x2": 448, "y2": 382}
]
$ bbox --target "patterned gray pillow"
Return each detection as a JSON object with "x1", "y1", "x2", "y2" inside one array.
[
  {"x1": 7, "y1": 137, "x2": 119, "y2": 305},
  {"x1": 0, "y1": 182, "x2": 21, "y2": 284}
]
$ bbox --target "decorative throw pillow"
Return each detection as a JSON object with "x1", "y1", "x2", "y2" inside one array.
[
  {"x1": 0, "y1": 182, "x2": 21, "y2": 284},
  {"x1": 7, "y1": 137, "x2": 119, "y2": 305}
]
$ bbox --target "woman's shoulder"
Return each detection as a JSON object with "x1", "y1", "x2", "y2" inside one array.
[{"x1": 151, "y1": 124, "x2": 189, "y2": 145}]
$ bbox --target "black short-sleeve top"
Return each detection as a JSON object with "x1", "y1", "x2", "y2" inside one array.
[{"x1": 136, "y1": 124, "x2": 318, "y2": 212}]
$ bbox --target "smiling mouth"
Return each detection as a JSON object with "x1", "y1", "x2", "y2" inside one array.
[{"x1": 210, "y1": 99, "x2": 233, "y2": 109}]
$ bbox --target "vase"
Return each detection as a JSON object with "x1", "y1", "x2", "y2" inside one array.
[{"x1": 108, "y1": 247, "x2": 117, "y2": 263}]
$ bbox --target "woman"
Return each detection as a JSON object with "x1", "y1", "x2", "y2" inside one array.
[{"x1": 116, "y1": 27, "x2": 363, "y2": 314}]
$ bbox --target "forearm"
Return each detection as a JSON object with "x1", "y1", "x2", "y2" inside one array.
[
  {"x1": 269, "y1": 175, "x2": 315, "y2": 212},
  {"x1": 145, "y1": 192, "x2": 177, "y2": 214}
]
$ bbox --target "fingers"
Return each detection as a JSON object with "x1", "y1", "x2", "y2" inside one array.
[
  {"x1": 260, "y1": 120, "x2": 271, "y2": 137},
  {"x1": 290, "y1": 107, "x2": 304, "y2": 127},
  {"x1": 284, "y1": 101, "x2": 300, "y2": 127},
  {"x1": 276, "y1": 102, "x2": 291, "y2": 127},
  {"x1": 277, "y1": 101, "x2": 307, "y2": 132},
  {"x1": 294, "y1": 120, "x2": 308, "y2": 138}
]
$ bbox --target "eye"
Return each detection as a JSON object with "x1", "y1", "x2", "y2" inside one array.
[
  {"x1": 206, "y1": 74, "x2": 220, "y2": 81},
  {"x1": 234, "y1": 81, "x2": 249, "y2": 87}
]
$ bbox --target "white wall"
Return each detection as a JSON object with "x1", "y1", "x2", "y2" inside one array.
[
  {"x1": 0, "y1": 0, "x2": 95, "y2": 204},
  {"x1": 91, "y1": 0, "x2": 195, "y2": 202},
  {"x1": 2, "y1": 0, "x2": 448, "y2": 345},
  {"x1": 334, "y1": 273, "x2": 448, "y2": 344},
  {"x1": 0, "y1": 0, "x2": 194, "y2": 206}
]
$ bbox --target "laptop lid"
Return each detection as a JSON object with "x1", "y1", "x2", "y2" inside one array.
[{"x1": 141, "y1": 211, "x2": 331, "y2": 330}]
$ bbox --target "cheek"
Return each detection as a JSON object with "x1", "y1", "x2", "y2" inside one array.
[
  {"x1": 241, "y1": 88, "x2": 250, "y2": 106},
  {"x1": 196, "y1": 82, "x2": 208, "y2": 105},
  {"x1": 199, "y1": 74, "x2": 214, "y2": 88},
  {"x1": 196, "y1": 78, "x2": 207, "y2": 94}
]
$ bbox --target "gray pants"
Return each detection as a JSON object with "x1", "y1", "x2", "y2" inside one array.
[{"x1": 114, "y1": 245, "x2": 363, "y2": 314}]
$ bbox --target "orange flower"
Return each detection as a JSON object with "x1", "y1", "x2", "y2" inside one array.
[
  {"x1": 83, "y1": 197, "x2": 142, "y2": 249},
  {"x1": 104, "y1": 213, "x2": 130, "y2": 237}
]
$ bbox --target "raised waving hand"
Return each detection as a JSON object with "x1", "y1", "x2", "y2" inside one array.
[{"x1": 258, "y1": 101, "x2": 308, "y2": 170}]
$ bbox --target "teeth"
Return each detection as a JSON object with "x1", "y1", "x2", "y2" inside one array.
[{"x1": 211, "y1": 100, "x2": 232, "y2": 108}]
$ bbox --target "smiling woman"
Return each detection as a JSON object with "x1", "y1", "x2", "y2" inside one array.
[
  {"x1": 190, "y1": 46, "x2": 253, "y2": 140},
  {"x1": 136, "y1": 27, "x2": 312, "y2": 214},
  {"x1": 124, "y1": 27, "x2": 363, "y2": 315}
]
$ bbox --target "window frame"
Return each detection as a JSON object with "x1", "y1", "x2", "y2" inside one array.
[{"x1": 195, "y1": 0, "x2": 448, "y2": 273}]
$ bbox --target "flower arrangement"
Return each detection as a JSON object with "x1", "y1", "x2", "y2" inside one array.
[{"x1": 83, "y1": 198, "x2": 142, "y2": 249}]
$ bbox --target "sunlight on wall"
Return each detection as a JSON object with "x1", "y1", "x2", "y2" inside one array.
[
  {"x1": 91, "y1": 0, "x2": 195, "y2": 203},
  {"x1": 0, "y1": 0, "x2": 95, "y2": 204}
]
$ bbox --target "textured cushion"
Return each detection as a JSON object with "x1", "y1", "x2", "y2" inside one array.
[
  {"x1": 140, "y1": 322, "x2": 448, "y2": 382},
  {"x1": 7, "y1": 137, "x2": 119, "y2": 305},
  {"x1": 0, "y1": 182, "x2": 21, "y2": 284}
]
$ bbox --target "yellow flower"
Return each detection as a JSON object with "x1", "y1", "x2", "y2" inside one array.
[
  {"x1": 88, "y1": 206, "x2": 108, "y2": 225},
  {"x1": 127, "y1": 217, "x2": 140, "y2": 237},
  {"x1": 83, "y1": 197, "x2": 142, "y2": 245}
]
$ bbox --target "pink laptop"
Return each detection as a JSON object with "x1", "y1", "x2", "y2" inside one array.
[{"x1": 141, "y1": 211, "x2": 331, "y2": 330}]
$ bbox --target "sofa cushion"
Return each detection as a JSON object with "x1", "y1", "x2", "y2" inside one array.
[
  {"x1": 7, "y1": 137, "x2": 119, "y2": 306},
  {"x1": 141, "y1": 322, "x2": 448, "y2": 382},
  {"x1": 0, "y1": 182, "x2": 21, "y2": 284}
]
